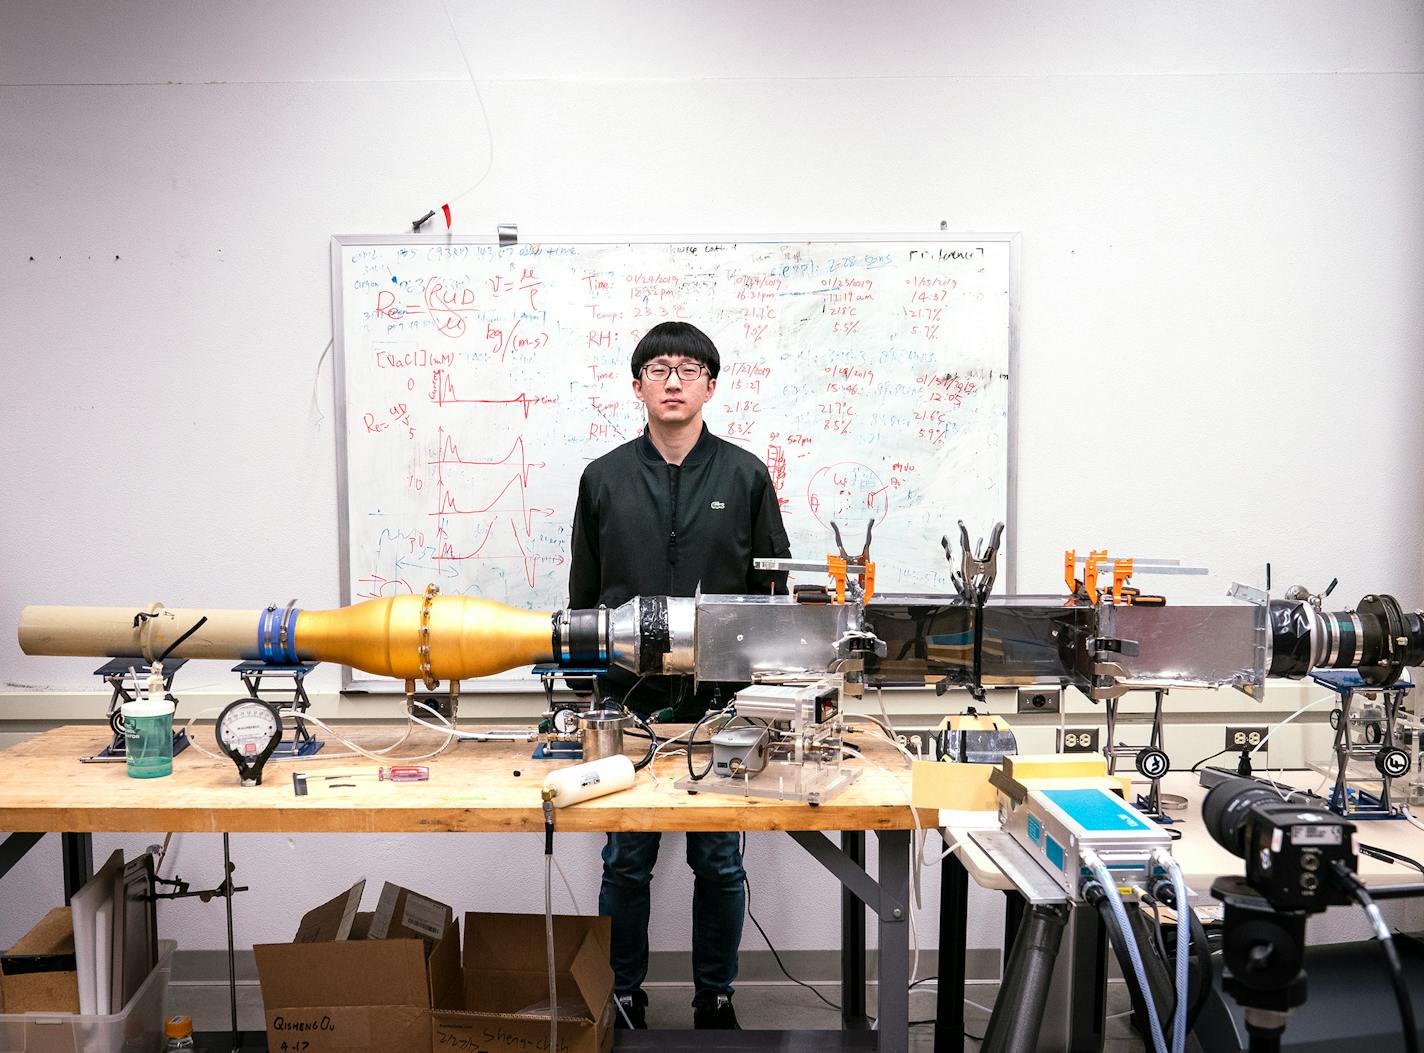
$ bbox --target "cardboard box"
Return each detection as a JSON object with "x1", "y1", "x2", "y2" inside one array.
[
  {"x1": 254, "y1": 881, "x2": 460, "y2": 1053},
  {"x1": 0, "y1": 906, "x2": 80, "y2": 1014},
  {"x1": 433, "y1": 913, "x2": 614, "y2": 1053}
]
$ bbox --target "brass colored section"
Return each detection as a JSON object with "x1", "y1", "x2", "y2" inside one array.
[{"x1": 294, "y1": 595, "x2": 554, "y2": 680}]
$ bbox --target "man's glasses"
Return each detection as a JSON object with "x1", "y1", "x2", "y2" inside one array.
[{"x1": 640, "y1": 362, "x2": 708, "y2": 383}]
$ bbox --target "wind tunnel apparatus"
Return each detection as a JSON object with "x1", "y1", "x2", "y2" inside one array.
[{"x1": 17, "y1": 589, "x2": 1424, "y2": 694}]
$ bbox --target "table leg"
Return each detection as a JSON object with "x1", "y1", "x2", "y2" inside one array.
[
  {"x1": 1067, "y1": 903, "x2": 1107, "y2": 1053},
  {"x1": 0, "y1": 832, "x2": 45, "y2": 883},
  {"x1": 841, "y1": 830, "x2": 870, "y2": 1029},
  {"x1": 875, "y1": 830, "x2": 911, "y2": 1053},
  {"x1": 935, "y1": 849, "x2": 968, "y2": 1053},
  {"x1": 62, "y1": 832, "x2": 93, "y2": 903},
  {"x1": 1003, "y1": 889, "x2": 1025, "y2": 955}
]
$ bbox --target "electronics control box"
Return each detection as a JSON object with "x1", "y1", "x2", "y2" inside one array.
[{"x1": 1001, "y1": 785, "x2": 1173, "y2": 900}]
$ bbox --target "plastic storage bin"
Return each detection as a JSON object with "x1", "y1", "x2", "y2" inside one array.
[{"x1": 0, "y1": 939, "x2": 175, "y2": 1053}]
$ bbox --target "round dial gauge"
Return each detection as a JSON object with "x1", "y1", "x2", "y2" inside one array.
[
  {"x1": 216, "y1": 699, "x2": 282, "y2": 785},
  {"x1": 551, "y1": 706, "x2": 581, "y2": 736}
]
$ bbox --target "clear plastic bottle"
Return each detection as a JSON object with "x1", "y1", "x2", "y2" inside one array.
[{"x1": 164, "y1": 1015, "x2": 195, "y2": 1050}]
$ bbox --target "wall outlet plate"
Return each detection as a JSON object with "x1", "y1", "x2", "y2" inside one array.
[
  {"x1": 1017, "y1": 687, "x2": 1062, "y2": 714},
  {"x1": 1225, "y1": 726, "x2": 1268, "y2": 751},
  {"x1": 1060, "y1": 727, "x2": 1100, "y2": 753}
]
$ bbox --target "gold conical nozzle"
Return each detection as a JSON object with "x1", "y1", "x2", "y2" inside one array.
[{"x1": 295, "y1": 595, "x2": 554, "y2": 681}]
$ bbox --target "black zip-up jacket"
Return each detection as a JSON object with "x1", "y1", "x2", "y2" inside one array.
[{"x1": 568, "y1": 424, "x2": 791, "y2": 717}]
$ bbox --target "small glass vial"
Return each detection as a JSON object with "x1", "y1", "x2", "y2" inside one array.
[{"x1": 164, "y1": 1015, "x2": 195, "y2": 1050}]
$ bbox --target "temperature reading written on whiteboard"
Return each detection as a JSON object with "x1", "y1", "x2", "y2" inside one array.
[{"x1": 333, "y1": 236, "x2": 1013, "y2": 685}]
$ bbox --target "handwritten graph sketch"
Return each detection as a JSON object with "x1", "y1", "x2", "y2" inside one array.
[{"x1": 334, "y1": 236, "x2": 1014, "y2": 687}]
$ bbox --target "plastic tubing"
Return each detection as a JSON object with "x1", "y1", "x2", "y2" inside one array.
[
  {"x1": 1160, "y1": 852, "x2": 1191, "y2": 1053},
  {"x1": 1085, "y1": 850, "x2": 1168, "y2": 1053}
]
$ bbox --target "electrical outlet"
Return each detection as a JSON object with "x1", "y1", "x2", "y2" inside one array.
[
  {"x1": 1226, "y1": 726, "x2": 1268, "y2": 751},
  {"x1": 415, "y1": 694, "x2": 457, "y2": 721},
  {"x1": 898, "y1": 729, "x2": 936, "y2": 759},
  {"x1": 1060, "y1": 728, "x2": 1100, "y2": 753},
  {"x1": 1017, "y1": 687, "x2": 1062, "y2": 714}
]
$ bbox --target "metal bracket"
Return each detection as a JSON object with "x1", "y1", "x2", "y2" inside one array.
[{"x1": 787, "y1": 829, "x2": 907, "y2": 922}]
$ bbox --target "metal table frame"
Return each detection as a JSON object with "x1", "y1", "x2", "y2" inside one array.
[{"x1": 1, "y1": 827, "x2": 913, "y2": 1051}]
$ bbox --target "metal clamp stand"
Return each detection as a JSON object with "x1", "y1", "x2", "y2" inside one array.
[
  {"x1": 1313, "y1": 670, "x2": 1414, "y2": 818},
  {"x1": 153, "y1": 834, "x2": 248, "y2": 1053},
  {"x1": 232, "y1": 660, "x2": 324, "y2": 758},
  {"x1": 81, "y1": 658, "x2": 191, "y2": 763},
  {"x1": 940, "y1": 520, "x2": 1005, "y2": 702},
  {"x1": 1104, "y1": 688, "x2": 1174, "y2": 821}
]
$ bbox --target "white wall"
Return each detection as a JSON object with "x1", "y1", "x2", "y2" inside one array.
[{"x1": 2, "y1": 0, "x2": 1423, "y2": 959}]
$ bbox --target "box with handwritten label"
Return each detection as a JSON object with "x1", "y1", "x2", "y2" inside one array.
[{"x1": 254, "y1": 879, "x2": 460, "y2": 1053}]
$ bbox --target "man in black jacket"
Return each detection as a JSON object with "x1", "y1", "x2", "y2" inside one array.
[{"x1": 568, "y1": 321, "x2": 790, "y2": 1029}]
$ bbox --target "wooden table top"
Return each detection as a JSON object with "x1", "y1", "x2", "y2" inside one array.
[
  {"x1": 944, "y1": 771, "x2": 1424, "y2": 894},
  {"x1": 0, "y1": 724, "x2": 929, "y2": 835}
]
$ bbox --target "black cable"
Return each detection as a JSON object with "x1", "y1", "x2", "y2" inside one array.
[
  {"x1": 740, "y1": 833, "x2": 841, "y2": 1011},
  {"x1": 1186, "y1": 906, "x2": 1212, "y2": 1031},
  {"x1": 1333, "y1": 863, "x2": 1420, "y2": 1053},
  {"x1": 1151, "y1": 880, "x2": 1214, "y2": 1034},
  {"x1": 157, "y1": 615, "x2": 209, "y2": 664},
  {"x1": 1189, "y1": 746, "x2": 1232, "y2": 773},
  {"x1": 1360, "y1": 842, "x2": 1424, "y2": 875},
  {"x1": 1086, "y1": 884, "x2": 1166, "y2": 1046},
  {"x1": 627, "y1": 710, "x2": 658, "y2": 772},
  {"x1": 686, "y1": 711, "x2": 717, "y2": 781}
]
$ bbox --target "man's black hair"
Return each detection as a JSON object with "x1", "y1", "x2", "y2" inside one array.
[{"x1": 629, "y1": 321, "x2": 720, "y2": 380}]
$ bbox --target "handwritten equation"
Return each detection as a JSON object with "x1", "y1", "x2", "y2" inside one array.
[{"x1": 337, "y1": 238, "x2": 1012, "y2": 661}]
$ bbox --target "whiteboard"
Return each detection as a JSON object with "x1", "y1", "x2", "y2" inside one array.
[{"x1": 332, "y1": 234, "x2": 1017, "y2": 690}]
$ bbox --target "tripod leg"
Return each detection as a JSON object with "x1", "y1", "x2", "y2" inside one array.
[{"x1": 980, "y1": 903, "x2": 1070, "y2": 1053}]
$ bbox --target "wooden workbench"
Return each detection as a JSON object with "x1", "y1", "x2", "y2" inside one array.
[
  {"x1": 0, "y1": 724, "x2": 925, "y2": 834},
  {"x1": 0, "y1": 723, "x2": 928, "y2": 1051}
]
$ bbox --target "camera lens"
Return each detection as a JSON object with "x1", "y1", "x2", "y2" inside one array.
[{"x1": 1202, "y1": 778, "x2": 1280, "y2": 858}]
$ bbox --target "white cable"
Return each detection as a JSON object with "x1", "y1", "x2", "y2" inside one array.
[
  {"x1": 1250, "y1": 695, "x2": 1335, "y2": 757},
  {"x1": 544, "y1": 853, "x2": 558, "y2": 1053},
  {"x1": 1161, "y1": 853, "x2": 1191, "y2": 1053},
  {"x1": 184, "y1": 700, "x2": 450, "y2": 765},
  {"x1": 1403, "y1": 805, "x2": 1424, "y2": 835},
  {"x1": 437, "y1": 0, "x2": 496, "y2": 210},
  {"x1": 840, "y1": 743, "x2": 925, "y2": 910},
  {"x1": 1085, "y1": 851, "x2": 1168, "y2": 1053},
  {"x1": 908, "y1": 907, "x2": 920, "y2": 989},
  {"x1": 840, "y1": 712, "x2": 919, "y2": 763},
  {"x1": 551, "y1": 855, "x2": 581, "y2": 914}
]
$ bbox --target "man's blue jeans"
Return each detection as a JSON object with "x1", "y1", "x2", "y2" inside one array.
[{"x1": 599, "y1": 831, "x2": 746, "y2": 996}]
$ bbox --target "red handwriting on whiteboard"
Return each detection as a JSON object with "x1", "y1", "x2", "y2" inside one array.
[
  {"x1": 806, "y1": 462, "x2": 890, "y2": 527},
  {"x1": 429, "y1": 371, "x2": 559, "y2": 416}
]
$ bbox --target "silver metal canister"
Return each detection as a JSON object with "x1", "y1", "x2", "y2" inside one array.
[{"x1": 578, "y1": 709, "x2": 631, "y2": 762}]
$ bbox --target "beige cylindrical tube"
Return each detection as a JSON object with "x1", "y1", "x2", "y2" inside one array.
[
  {"x1": 17, "y1": 594, "x2": 556, "y2": 682},
  {"x1": 18, "y1": 605, "x2": 264, "y2": 662}
]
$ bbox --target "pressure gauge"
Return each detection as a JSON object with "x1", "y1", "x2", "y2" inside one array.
[
  {"x1": 216, "y1": 699, "x2": 282, "y2": 786},
  {"x1": 550, "y1": 706, "x2": 581, "y2": 736}
]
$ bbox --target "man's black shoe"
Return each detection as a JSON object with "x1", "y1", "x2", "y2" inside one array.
[
  {"x1": 692, "y1": 991, "x2": 740, "y2": 1029},
  {"x1": 614, "y1": 991, "x2": 647, "y2": 1029}
]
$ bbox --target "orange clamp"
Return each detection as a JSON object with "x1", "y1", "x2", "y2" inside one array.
[
  {"x1": 1111, "y1": 558, "x2": 1134, "y2": 605},
  {"x1": 1083, "y1": 549, "x2": 1109, "y2": 605}
]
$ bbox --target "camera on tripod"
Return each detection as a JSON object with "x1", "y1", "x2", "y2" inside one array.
[
  {"x1": 1203, "y1": 778, "x2": 1358, "y2": 911},
  {"x1": 1202, "y1": 774, "x2": 1419, "y2": 1053}
]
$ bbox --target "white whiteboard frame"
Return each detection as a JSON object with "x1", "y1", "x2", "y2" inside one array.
[{"x1": 330, "y1": 231, "x2": 1021, "y2": 693}]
